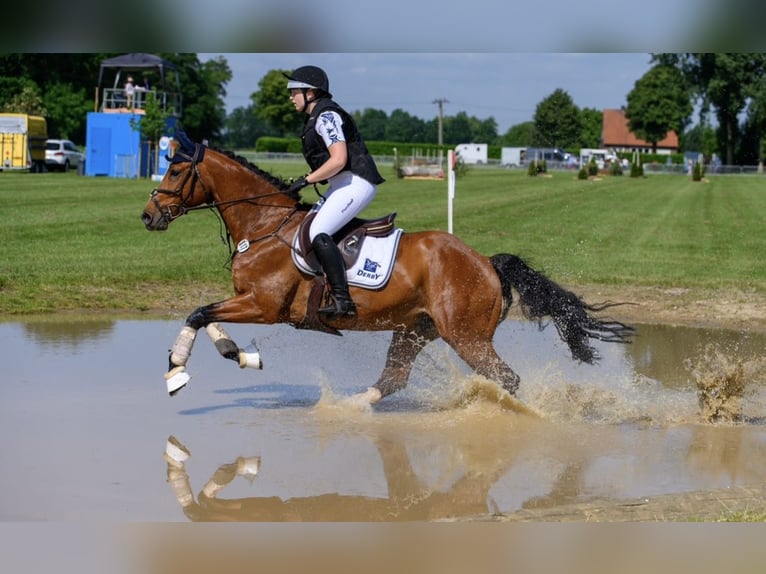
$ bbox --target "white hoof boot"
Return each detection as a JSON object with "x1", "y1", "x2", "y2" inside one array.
[
  {"x1": 238, "y1": 339, "x2": 263, "y2": 369},
  {"x1": 164, "y1": 436, "x2": 191, "y2": 467},
  {"x1": 236, "y1": 456, "x2": 261, "y2": 478},
  {"x1": 165, "y1": 366, "x2": 191, "y2": 396}
]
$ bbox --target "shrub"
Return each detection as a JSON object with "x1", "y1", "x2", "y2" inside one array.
[
  {"x1": 587, "y1": 158, "x2": 599, "y2": 177},
  {"x1": 608, "y1": 161, "x2": 623, "y2": 176},
  {"x1": 577, "y1": 167, "x2": 588, "y2": 180},
  {"x1": 527, "y1": 161, "x2": 538, "y2": 177},
  {"x1": 692, "y1": 162, "x2": 703, "y2": 181}
]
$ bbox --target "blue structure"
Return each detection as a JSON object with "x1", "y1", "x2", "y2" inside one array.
[
  {"x1": 85, "y1": 112, "x2": 176, "y2": 178},
  {"x1": 86, "y1": 53, "x2": 182, "y2": 178}
]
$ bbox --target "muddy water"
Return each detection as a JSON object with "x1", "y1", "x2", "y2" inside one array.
[{"x1": 2, "y1": 318, "x2": 765, "y2": 522}]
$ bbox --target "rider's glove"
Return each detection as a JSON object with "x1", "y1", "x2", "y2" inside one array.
[{"x1": 287, "y1": 175, "x2": 310, "y2": 195}]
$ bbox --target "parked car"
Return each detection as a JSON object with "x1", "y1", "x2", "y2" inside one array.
[{"x1": 45, "y1": 139, "x2": 84, "y2": 172}]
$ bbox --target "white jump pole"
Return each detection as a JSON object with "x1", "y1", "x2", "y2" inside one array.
[{"x1": 447, "y1": 149, "x2": 456, "y2": 234}]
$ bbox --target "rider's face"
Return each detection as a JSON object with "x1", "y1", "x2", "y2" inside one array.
[{"x1": 289, "y1": 89, "x2": 314, "y2": 113}]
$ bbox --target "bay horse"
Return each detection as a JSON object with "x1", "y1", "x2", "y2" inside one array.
[{"x1": 141, "y1": 130, "x2": 633, "y2": 409}]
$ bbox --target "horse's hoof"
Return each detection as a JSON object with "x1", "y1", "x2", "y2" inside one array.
[
  {"x1": 344, "y1": 387, "x2": 382, "y2": 410},
  {"x1": 165, "y1": 366, "x2": 190, "y2": 396}
]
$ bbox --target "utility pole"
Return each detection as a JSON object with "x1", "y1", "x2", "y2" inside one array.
[{"x1": 433, "y1": 98, "x2": 449, "y2": 146}]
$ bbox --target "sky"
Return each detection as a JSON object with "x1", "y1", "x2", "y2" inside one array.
[{"x1": 199, "y1": 53, "x2": 657, "y2": 134}]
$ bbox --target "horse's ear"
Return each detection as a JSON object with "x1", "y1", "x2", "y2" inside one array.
[{"x1": 175, "y1": 127, "x2": 194, "y2": 149}]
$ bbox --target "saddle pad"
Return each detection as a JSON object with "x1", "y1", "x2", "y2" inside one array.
[{"x1": 292, "y1": 229, "x2": 403, "y2": 290}]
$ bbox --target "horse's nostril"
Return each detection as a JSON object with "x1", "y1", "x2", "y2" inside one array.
[{"x1": 141, "y1": 212, "x2": 152, "y2": 226}]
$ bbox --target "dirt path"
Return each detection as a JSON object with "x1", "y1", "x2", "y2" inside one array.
[{"x1": 539, "y1": 284, "x2": 766, "y2": 333}]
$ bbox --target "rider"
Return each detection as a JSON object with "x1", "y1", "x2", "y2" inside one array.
[{"x1": 284, "y1": 65, "x2": 385, "y2": 319}]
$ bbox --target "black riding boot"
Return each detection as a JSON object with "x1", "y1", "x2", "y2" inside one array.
[{"x1": 311, "y1": 233, "x2": 356, "y2": 318}]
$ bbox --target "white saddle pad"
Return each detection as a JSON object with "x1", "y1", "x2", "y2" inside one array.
[{"x1": 292, "y1": 229, "x2": 403, "y2": 289}]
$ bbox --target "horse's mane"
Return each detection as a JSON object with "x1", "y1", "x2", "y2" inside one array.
[{"x1": 212, "y1": 147, "x2": 307, "y2": 203}]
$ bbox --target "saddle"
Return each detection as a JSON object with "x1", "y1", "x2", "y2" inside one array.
[
  {"x1": 294, "y1": 211, "x2": 397, "y2": 336},
  {"x1": 296, "y1": 211, "x2": 397, "y2": 273}
]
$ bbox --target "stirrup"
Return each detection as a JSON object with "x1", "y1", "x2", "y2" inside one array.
[{"x1": 319, "y1": 295, "x2": 356, "y2": 318}]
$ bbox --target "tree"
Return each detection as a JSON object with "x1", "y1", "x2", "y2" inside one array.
[
  {"x1": 354, "y1": 108, "x2": 388, "y2": 141},
  {"x1": 532, "y1": 88, "x2": 581, "y2": 149},
  {"x1": 0, "y1": 82, "x2": 46, "y2": 117},
  {"x1": 385, "y1": 108, "x2": 426, "y2": 143},
  {"x1": 223, "y1": 105, "x2": 279, "y2": 148},
  {"x1": 578, "y1": 108, "x2": 603, "y2": 149},
  {"x1": 469, "y1": 116, "x2": 499, "y2": 144},
  {"x1": 42, "y1": 83, "x2": 91, "y2": 141},
  {"x1": 0, "y1": 53, "x2": 232, "y2": 147},
  {"x1": 252, "y1": 69, "x2": 304, "y2": 136},
  {"x1": 653, "y1": 53, "x2": 766, "y2": 165},
  {"x1": 131, "y1": 92, "x2": 172, "y2": 176},
  {"x1": 625, "y1": 64, "x2": 692, "y2": 153},
  {"x1": 502, "y1": 121, "x2": 536, "y2": 146},
  {"x1": 167, "y1": 53, "x2": 231, "y2": 144},
  {"x1": 683, "y1": 121, "x2": 718, "y2": 159},
  {"x1": 443, "y1": 111, "x2": 473, "y2": 144}
]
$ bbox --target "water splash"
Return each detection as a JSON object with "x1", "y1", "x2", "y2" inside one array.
[{"x1": 684, "y1": 343, "x2": 766, "y2": 424}]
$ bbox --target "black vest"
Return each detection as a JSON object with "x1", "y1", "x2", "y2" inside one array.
[{"x1": 301, "y1": 98, "x2": 385, "y2": 185}]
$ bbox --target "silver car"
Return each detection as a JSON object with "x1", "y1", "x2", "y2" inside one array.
[{"x1": 45, "y1": 139, "x2": 84, "y2": 172}]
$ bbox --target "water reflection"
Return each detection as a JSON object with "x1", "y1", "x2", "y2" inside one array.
[
  {"x1": 22, "y1": 319, "x2": 115, "y2": 349},
  {"x1": 162, "y1": 427, "x2": 521, "y2": 522},
  {"x1": 161, "y1": 406, "x2": 766, "y2": 522}
]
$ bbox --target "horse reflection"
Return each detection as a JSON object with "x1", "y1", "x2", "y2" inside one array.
[{"x1": 163, "y1": 434, "x2": 516, "y2": 522}]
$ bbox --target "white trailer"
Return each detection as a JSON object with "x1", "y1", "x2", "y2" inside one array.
[
  {"x1": 455, "y1": 143, "x2": 488, "y2": 164},
  {"x1": 501, "y1": 147, "x2": 527, "y2": 167},
  {"x1": 579, "y1": 148, "x2": 616, "y2": 169}
]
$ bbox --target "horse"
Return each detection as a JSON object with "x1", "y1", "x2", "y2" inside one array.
[{"x1": 141, "y1": 130, "x2": 633, "y2": 410}]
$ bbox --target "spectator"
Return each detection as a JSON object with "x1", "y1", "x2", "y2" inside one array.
[{"x1": 124, "y1": 76, "x2": 135, "y2": 109}]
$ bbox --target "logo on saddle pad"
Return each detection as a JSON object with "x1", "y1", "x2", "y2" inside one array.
[{"x1": 359, "y1": 258, "x2": 382, "y2": 280}]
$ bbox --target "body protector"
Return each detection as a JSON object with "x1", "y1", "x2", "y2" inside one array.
[{"x1": 301, "y1": 98, "x2": 385, "y2": 186}]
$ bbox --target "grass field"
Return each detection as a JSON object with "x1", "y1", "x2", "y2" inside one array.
[{"x1": 1, "y1": 162, "x2": 765, "y2": 315}]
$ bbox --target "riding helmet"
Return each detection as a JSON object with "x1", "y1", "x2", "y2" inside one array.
[{"x1": 284, "y1": 66, "x2": 331, "y2": 96}]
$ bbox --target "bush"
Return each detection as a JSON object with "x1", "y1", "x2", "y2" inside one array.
[
  {"x1": 608, "y1": 161, "x2": 623, "y2": 176},
  {"x1": 527, "y1": 161, "x2": 538, "y2": 177},
  {"x1": 692, "y1": 162, "x2": 703, "y2": 181},
  {"x1": 587, "y1": 158, "x2": 598, "y2": 177},
  {"x1": 577, "y1": 167, "x2": 588, "y2": 180},
  {"x1": 630, "y1": 161, "x2": 644, "y2": 178}
]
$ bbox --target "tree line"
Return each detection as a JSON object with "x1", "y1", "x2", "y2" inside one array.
[{"x1": 2, "y1": 53, "x2": 764, "y2": 165}]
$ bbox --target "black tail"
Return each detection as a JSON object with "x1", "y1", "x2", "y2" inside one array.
[{"x1": 490, "y1": 253, "x2": 634, "y2": 364}]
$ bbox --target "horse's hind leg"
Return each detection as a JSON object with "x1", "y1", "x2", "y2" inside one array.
[{"x1": 450, "y1": 339, "x2": 520, "y2": 396}]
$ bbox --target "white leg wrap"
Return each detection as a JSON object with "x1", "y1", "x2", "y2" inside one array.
[
  {"x1": 205, "y1": 322, "x2": 231, "y2": 343},
  {"x1": 238, "y1": 338, "x2": 263, "y2": 369},
  {"x1": 170, "y1": 326, "x2": 197, "y2": 366}
]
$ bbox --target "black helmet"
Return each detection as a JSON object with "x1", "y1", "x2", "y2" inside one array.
[{"x1": 284, "y1": 65, "x2": 331, "y2": 97}]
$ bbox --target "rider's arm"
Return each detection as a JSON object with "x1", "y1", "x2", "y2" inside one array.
[{"x1": 306, "y1": 111, "x2": 347, "y2": 185}]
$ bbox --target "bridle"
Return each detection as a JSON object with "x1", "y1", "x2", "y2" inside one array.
[
  {"x1": 148, "y1": 143, "x2": 213, "y2": 223},
  {"x1": 148, "y1": 142, "x2": 303, "y2": 260}
]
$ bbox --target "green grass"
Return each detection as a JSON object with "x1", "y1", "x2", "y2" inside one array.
[{"x1": 2, "y1": 164, "x2": 765, "y2": 315}]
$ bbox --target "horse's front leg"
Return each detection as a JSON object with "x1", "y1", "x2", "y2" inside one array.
[{"x1": 165, "y1": 295, "x2": 266, "y2": 396}]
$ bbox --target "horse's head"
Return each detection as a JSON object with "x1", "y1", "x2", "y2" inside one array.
[{"x1": 141, "y1": 129, "x2": 211, "y2": 231}]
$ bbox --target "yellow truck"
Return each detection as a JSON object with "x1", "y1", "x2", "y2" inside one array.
[{"x1": 0, "y1": 113, "x2": 48, "y2": 172}]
